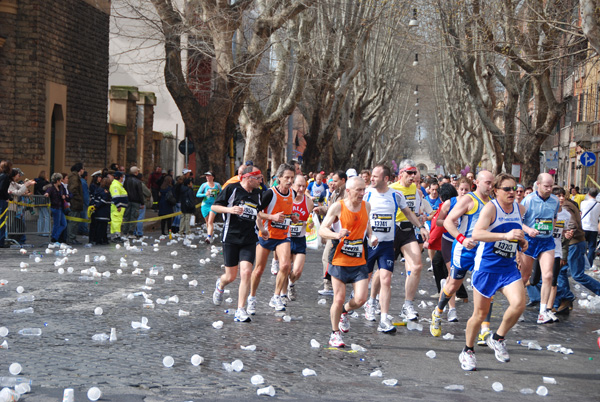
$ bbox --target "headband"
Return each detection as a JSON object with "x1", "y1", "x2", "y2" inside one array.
[
  {"x1": 400, "y1": 166, "x2": 417, "y2": 173},
  {"x1": 242, "y1": 169, "x2": 262, "y2": 179}
]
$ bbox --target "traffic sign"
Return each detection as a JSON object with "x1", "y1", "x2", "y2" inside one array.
[
  {"x1": 580, "y1": 152, "x2": 596, "y2": 167},
  {"x1": 178, "y1": 138, "x2": 195, "y2": 155}
]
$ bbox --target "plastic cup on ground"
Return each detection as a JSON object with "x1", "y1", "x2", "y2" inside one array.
[
  {"x1": 163, "y1": 356, "x2": 174, "y2": 368},
  {"x1": 63, "y1": 388, "x2": 75, "y2": 402},
  {"x1": 94, "y1": 307, "x2": 103, "y2": 316},
  {"x1": 9, "y1": 362, "x2": 22, "y2": 375},
  {"x1": 87, "y1": 386, "x2": 102, "y2": 401},
  {"x1": 231, "y1": 359, "x2": 244, "y2": 372},
  {"x1": 536, "y1": 386, "x2": 548, "y2": 396},
  {"x1": 16, "y1": 286, "x2": 24, "y2": 294},
  {"x1": 257, "y1": 386, "x2": 275, "y2": 396},
  {"x1": 191, "y1": 354, "x2": 203, "y2": 366},
  {"x1": 251, "y1": 374, "x2": 264, "y2": 385},
  {"x1": 0, "y1": 327, "x2": 8, "y2": 337}
]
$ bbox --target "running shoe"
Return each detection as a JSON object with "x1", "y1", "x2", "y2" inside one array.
[
  {"x1": 427, "y1": 265, "x2": 433, "y2": 272},
  {"x1": 477, "y1": 329, "x2": 491, "y2": 346},
  {"x1": 546, "y1": 309, "x2": 559, "y2": 323},
  {"x1": 204, "y1": 236, "x2": 211, "y2": 244},
  {"x1": 486, "y1": 333, "x2": 510, "y2": 362},
  {"x1": 377, "y1": 316, "x2": 397, "y2": 333},
  {"x1": 401, "y1": 304, "x2": 419, "y2": 321},
  {"x1": 280, "y1": 295, "x2": 289, "y2": 306},
  {"x1": 364, "y1": 301, "x2": 376, "y2": 321},
  {"x1": 329, "y1": 331, "x2": 345, "y2": 348},
  {"x1": 373, "y1": 298, "x2": 381, "y2": 315},
  {"x1": 270, "y1": 259, "x2": 280, "y2": 275},
  {"x1": 212, "y1": 279, "x2": 224, "y2": 305},
  {"x1": 339, "y1": 312, "x2": 350, "y2": 333},
  {"x1": 430, "y1": 310, "x2": 442, "y2": 337},
  {"x1": 459, "y1": 349, "x2": 477, "y2": 371},
  {"x1": 288, "y1": 284, "x2": 297, "y2": 301},
  {"x1": 318, "y1": 279, "x2": 334, "y2": 296},
  {"x1": 234, "y1": 308, "x2": 251, "y2": 322},
  {"x1": 447, "y1": 308, "x2": 458, "y2": 322},
  {"x1": 269, "y1": 295, "x2": 286, "y2": 311},
  {"x1": 537, "y1": 310, "x2": 553, "y2": 324},
  {"x1": 247, "y1": 296, "x2": 257, "y2": 315}
]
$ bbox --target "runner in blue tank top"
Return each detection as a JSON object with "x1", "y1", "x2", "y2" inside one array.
[
  {"x1": 459, "y1": 173, "x2": 528, "y2": 371},
  {"x1": 519, "y1": 173, "x2": 560, "y2": 325}
]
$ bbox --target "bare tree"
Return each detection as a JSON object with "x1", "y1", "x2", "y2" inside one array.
[{"x1": 581, "y1": 0, "x2": 600, "y2": 54}]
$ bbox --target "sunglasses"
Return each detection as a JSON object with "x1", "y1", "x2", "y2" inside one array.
[
  {"x1": 405, "y1": 171, "x2": 417, "y2": 175},
  {"x1": 498, "y1": 186, "x2": 517, "y2": 192}
]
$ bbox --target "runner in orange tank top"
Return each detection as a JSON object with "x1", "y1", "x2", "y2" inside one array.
[{"x1": 319, "y1": 176, "x2": 377, "y2": 348}]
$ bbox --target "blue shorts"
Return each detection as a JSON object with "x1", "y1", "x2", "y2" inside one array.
[
  {"x1": 258, "y1": 237, "x2": 290, "y2": 251},
  {"x1": 524, "y1": 236, "x2": 554, "y2": 259},
  {"x1": 328, "y1": 264, "x2": 369, "y2": 284},
  {"x1": 450, "y1": 244, "x2": 476, "y2": 280},
  {"x1": 472, "y1": 268, "x2": 522, "y2": 299},
  {"x1": 366, "y1": 241, "x2": 395, "y2": 273},
  {"x1": 290, "y1": 237, "x2": 306, "y2": 255},
  {"x1": 201, "y1": 204, "x2": 214, "y2": 218}
]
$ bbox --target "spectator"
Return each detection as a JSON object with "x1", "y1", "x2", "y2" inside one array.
[
  {"x1": 0, "y1": 160, "x2": 12, "y2": 248},
  {"x1": 34, "y1": 170, "x2": 51, "y2": 236},
  {"x1": 92, "y1": 177, "x2": 112, "y2": 245},
  {"x1": 122, "y1": 166, "x2": 143, "y2": 237},
  {"x1": 67, "y1": 163, "x2": 85, "y2": 245},
  {"x1": 88, "y1": 171, "x2": 102, "y2": 244},
  {"x1": 159, "y1": 176, "x2": 175, "y2": 235},
  {"x1": 44, "y1": 173, "x2": 68, "y2": 243},
  {"x1": 79, "y1": 170, "x2": 90, "y2": 236},
  {"x1": 581, "y1": 187, "x2": 600, "y2": 265},
  {"x1": 180, "y1": 177, "x2": 196, "y2": 235},
  {"x1": 109, "y1": 171, "x2": 128, "y2": 242},
  {"x1": 135, "y1": 172, "x2": 152, "y2": 237},
  {"x1": 148, "y1": 166, "x2": 162, "y2": 211}
]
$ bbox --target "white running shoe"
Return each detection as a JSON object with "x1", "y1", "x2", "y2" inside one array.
[
  {"x1": 269, "y1": 295, "x2": 286, "y2": 311},
  {"x1": 339, "y1": 313, "x2": 350, "y2": 333},
  {"x1": 486, "y1": 333, "x2": 510, "y2": 362},
  {"x1": 447, "y1": 308, "x2": 458, "y2": 322},
  {"x1": 537, "y1": 310, "x2": 553, "y2": 324},
  {"x1": 280, "y1": 295, "x2": 289, "y2": 306},
  {"x1": 247, "y1": 297, "x2": 257, "y2": 315},
  {"x1": 288, "y1": 284, "x2": 297, "y2": 301},
  {"x1": 234, "y1": 308, "x2": 251, "y2": 322},
  {"x1": 329, "y1": 331, "x2": 345, "y2": 347},
  {"x1": 377, "y1": 316, "x2": 397, "y2": 333},
  {"x1": 373, "y1": 298, "x2": 381, "y2": 315},
  {"x1": 270, "y1": 259, "x2": 280, "y2": 275},
  {"x1": 212, "y1": 279, "x2": 224, "y2": 305},
  {"x1": 401, "y1": 304, "x2": 419, "y2": 321},
  {"x1": 459, "y1": 349, "x2": 477, "y2": 371},
  {"x1": 364, "y1": 301, "x2": 376, "y2": 321},
  {"x1": 546, "y1": 309, "x2": 559, "y2": 323}
]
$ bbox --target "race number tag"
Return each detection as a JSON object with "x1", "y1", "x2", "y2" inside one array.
[
  {"x1": 534, "y1": 219, "x2": 553, "y2": 235},
  {"x1": 492, "y1": 240, "x2": 518, "y2": 259},
  {"x1": 341, "y1": 239, "x2": 364, "y2": 258},
  {"x1": 239, "y1": 201, "x2": 258, "y2": 221},
  {"x1": 290, "y1": 222, "x2": 303, "y2": 237},
  {"x1": 372, "y1": 213, "x2": 393, "y2": 233},
  {"x1": 405, "y1": 194, "x2": 416, "y2": 212},
  {"x1": 272, "y1": 215, "x2": 291, "y2": 230},
  {"x1": 553, "y1": 220, "x2": 565, "y2": 239}
]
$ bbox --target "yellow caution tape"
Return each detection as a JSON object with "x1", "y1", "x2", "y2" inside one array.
[
  {"x1": 8, "y1": 200, "x2": 51, "y2": 208},
  {"x1": 65, "y1": 202, "x2": 204, "y2": 224},
  {"x1": 585, "y1": 175, "x2": 600, "y2": 190}
]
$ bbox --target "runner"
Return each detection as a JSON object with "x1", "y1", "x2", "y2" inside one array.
[
  {"x1": 519, "y1": 173, "x2": 560, "y2": 324},
  {"x1": 211, "y1": 166, "x2": 268, "y2": 323},
  {"x1": 389, "y1": 159, "x2": 430, "y2": 321},
  {"x1": 306, "y1": 173, "x2": 327, "y2": 206},
  {"x1": 249, "y1": 163, "x2": 297, "y2": 314},
  {"x1": 319, "y1": 176, "x2": 377, "y2": 347},
  {"x1": 430, "y1": 171, "x2": 494, "y2": 337},
  {"x1": 363, "y1": 165, "x2": 414, "y2": 333},
  {"x1": 285, "y1": 175, "x2": 314, "y2": 301},
  {"x1": 459, "y1": 173, "x2": 527, "y2": 371},
  {"x1": 196, "y1": 171, "x2": 221, "y2": 244}
]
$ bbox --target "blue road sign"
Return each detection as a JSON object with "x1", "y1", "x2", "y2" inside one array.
[{"x1": 580, "y1": 152, "x2": 596, "y2": 167}]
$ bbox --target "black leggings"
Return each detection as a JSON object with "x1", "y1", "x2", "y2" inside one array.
[
  {"x1": 161, "y1": 218, "x2": 172, "y2": 235},
  {"x1": 530, "y1": 257, "x2": 561, "y2": 287},
  {"x1": 432, "y1": 250, "x2": 469, "y2": 298}
]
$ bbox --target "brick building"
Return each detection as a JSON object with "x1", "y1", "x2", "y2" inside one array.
[{"x1": 0, "y1": 0, "x2": 110, "y2": 178}]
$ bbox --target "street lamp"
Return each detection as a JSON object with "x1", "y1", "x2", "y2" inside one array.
[
  {"x1": 409, "y1": 9, "x2": 418, "y2": 28},
  {"x1": 413, "y1": 53, "x2": 419, "y2": 66}
]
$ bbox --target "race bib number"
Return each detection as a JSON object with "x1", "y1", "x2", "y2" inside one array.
[
  {"x1": 492, "y1": 240, "x2": 518, "y2": 259},
  {"x1": 534, "y1": 218, "x2": 553, "y2": 235},
  {"x1": 207, "y1": 189, "x2": 218, "y2": 197},
  {"x1": 239, "y1": 201, "x2": 258, "y2": 221},
  {"x1": 341, "y1": 238, "x2": 364, "y2": 258},
  {"x1": 405, "y1": 194, "x2": 416, "y2": 212},
  {"x1": 272, "y1": 215, "x2": 292, "y2": 230},
  {"x1": 290, "y1": 222, "x2": 303, "y2": 237},
  {"x1": 372, "y1": 213, "x2": 393, "y2": 233},
  {"x1": 553, "y1": 221, "x2": 565, "y2": 239}
]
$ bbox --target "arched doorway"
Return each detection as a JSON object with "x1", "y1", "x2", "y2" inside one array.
[{"x1": 50, "y1": 104, "x2": 65, "y2": 175}]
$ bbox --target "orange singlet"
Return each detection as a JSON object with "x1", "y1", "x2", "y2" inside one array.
[
  {"x1": 332, "y1": 200, "x2": 369, "y2": 267},
  {"x1": 263, "y1": 187, "x2": 294, "y2": 240}
]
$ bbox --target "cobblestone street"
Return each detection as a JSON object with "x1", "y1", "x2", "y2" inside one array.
[{"x1": 1, "y1": 227, "x2": 599, "y2": 401}]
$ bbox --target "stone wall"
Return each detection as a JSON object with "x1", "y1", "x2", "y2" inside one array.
[{"x1": 0, "y1": 0, "x2": 109, "y2": 176}]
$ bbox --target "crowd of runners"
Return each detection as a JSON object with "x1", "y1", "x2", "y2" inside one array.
[{"x1": 118, "y1": 159, "x2": 600, "y2": 372}]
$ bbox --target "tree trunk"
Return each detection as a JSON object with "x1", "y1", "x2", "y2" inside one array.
[{"x1": 242, "y1": 121, "x2": 272, "y2": 172}]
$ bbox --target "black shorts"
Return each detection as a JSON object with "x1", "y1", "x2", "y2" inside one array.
[
  {"x1": 441, "y1": 237, "x2": 453, "y2": 265},
  {"x1": 394, "y1": 223, "x2": 417, "y2": 260},
  {"x1": 223, "y1": 242, "x2": 256, "y2": 267},
  {"x1": 329, "y1": 264, "x2": 369, "y2": 284},
  {"x1": 291, "y1": 237, "x2": 307, "y2": 255}
]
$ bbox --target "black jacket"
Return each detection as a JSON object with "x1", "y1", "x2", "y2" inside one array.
[
  {"x1": 0, "y1": 173, "x2": 9, "y2": 200},
  {"x1": 123, "y1": 175, "x2": 144, "y2": 204},
  {"x1": 180, "y1": 186, "x2": 197, "y2": 213}
]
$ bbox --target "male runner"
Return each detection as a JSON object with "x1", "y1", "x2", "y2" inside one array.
[
  {"x1": 459, "y1": 173, "x2": 527, "y2": 371},
  {"x1": 286, "y1": 174, "x2": 314, "y2": 301},
  {"x1": 211, "y1": 166, "x2": 268, "y2": 322},
  {"x1": 249, "y1": 163, "x2": 297, "y2": 314},
  {"x1": 519, "y1": 173, "x2": 560, "y2": 324},
  {"x1": 364, "y1": 165, "x2": 421, "y2": 333},
  {"x1": 319, "y1": 176, "x2": 377, "y2": 347},
  {"x1": 307, "y1": 173, "x2": 327, "y2": 205},
  {"x1": 430, "y1": 170, "x2": 494, "y2": 337},
  {"x1": 389, "y1": 159, "x2": 430, "y2": 320}
]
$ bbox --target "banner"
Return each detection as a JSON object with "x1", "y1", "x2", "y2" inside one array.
[{"x1": 306, "y1": 212, "x2": 321, "y2": 250}]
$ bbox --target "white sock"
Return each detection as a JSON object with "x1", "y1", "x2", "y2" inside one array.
[
  {"x1": 540, "y1": 303, "x2": 547, "y2": 314},
  {"x1": 380, "y1": 313, "x2": 387, "y2": 321},
  {"x1": 404, "y1": 300, "x2": 413, "y2": 308},
  {"x1": 369, "y1": 297, "x2": 376, "y2": 305},
  {"x1": 248, "y1": 295, "x2": 256, "y2": 301}
]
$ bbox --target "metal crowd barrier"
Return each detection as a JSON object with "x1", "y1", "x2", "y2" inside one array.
[{"x1": 5, "y1": 195, "x2": 50, "y2": 246}]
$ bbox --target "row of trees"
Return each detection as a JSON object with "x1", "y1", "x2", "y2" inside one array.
[{"x1": 113, "y1": 0, "x2": 424, "y2": 179}]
